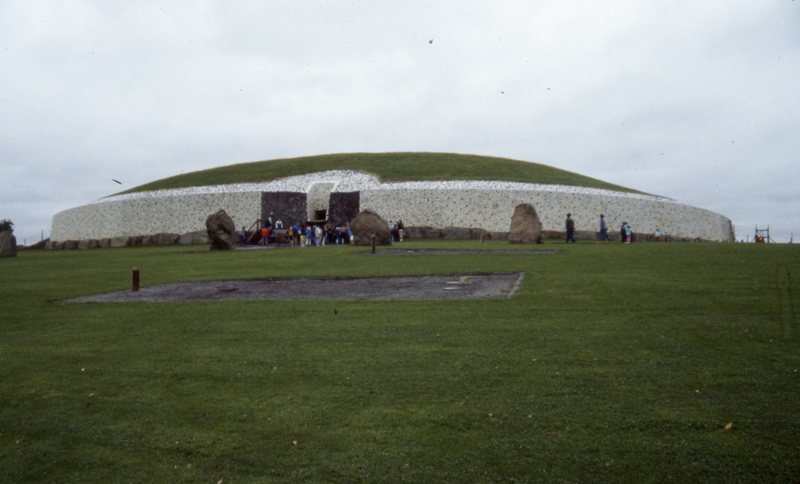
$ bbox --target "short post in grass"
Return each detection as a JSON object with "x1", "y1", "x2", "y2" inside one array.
[
  {"x1": 370, "y1": 235, "x2": 376, "y2": 254},
  {"x1": 132, "y1": 267, "x2": 140, "y2": 292}
]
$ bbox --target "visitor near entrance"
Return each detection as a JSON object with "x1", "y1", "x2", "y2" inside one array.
[
  {"x1": 304, "y1": 225, "x2": 313, "y2": 246},
  {"x1": 565, "y1": 213, "x2": 576, "y2": 243},
  {"x1": 314, "y1": 225, "x2": 324, "y2": 246},
  {"x1": 598, "y1": 214, "x2": 608, "y2": 241},
  {"x1": 258, "y1": 226, "x2": 270, "y2": 246}
]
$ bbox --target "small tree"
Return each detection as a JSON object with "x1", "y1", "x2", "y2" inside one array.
[{"x1": 0, "y1": 219, "x2": 13, "y2": 233}]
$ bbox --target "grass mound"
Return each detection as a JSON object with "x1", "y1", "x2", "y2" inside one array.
[{"x1": 121, "y1": 152, "x2": 643, "y2": 194}]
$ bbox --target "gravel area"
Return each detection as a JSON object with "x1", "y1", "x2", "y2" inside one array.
[
  {"x1": 373, "y1": 248, "x2": 558, "y2": 256},
  {"x1": 66, "y1": 272, "x2": 525, "y2": 303}
]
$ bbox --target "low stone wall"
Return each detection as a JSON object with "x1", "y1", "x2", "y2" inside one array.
[
  {"x1": 51, "y1": 171, "x2": 734, "y2": 244},
  {"x1": 47, "y1": 231, "x2": 209, "y2": 250}
]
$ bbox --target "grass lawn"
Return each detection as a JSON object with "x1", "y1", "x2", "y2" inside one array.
[{"x1": 1, "y1": 241, "x2": 798, "y2": 482}]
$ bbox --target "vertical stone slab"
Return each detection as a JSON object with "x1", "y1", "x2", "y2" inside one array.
[
  {"x1": 329, "y1": 192, "x2": 360, "y2": 226},
  {"x1": 261, "y1": 192, "x2": 308, "y2": 226}
]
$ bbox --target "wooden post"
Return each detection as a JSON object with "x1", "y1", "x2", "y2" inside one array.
[
  {"x1": 370, "y1": 235, "x2": 376, "y2": 254},
  {"x1": 132, "y1": 267, "x2": 140, "y2": 292}
]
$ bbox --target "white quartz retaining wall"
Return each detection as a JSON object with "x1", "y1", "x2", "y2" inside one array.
[
  {"x1": 361, "y1": 186, "x2": 733, "y2": 241},
  {"x1": 52, "y1": 191, "x2": 261, "y2": 241},
  {"x1": 51, "y1": 171, "x2": 733, "y2": 242}
]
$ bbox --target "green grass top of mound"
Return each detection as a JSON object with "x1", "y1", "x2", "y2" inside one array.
[{"x1": 121, "y1": 152, "x2": 644, "y2": 194}]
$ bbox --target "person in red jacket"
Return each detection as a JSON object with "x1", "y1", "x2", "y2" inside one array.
[{"x1": 258, "y1": 226, "x2": 270, "y2": 246}]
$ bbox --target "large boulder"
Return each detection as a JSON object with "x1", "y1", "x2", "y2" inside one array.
[
  {"x1": 206, "y1": 210, "x2": 237, "y2": 250},
  {"x1": 0, "y1": 231, "x2": 17, "y2": 257},
  {"x1": 508, "y1": 203, "x2": 543, "y2": 244},
  {"x1": 349, "y1": 210, "x2": 392, "y2": 246}
]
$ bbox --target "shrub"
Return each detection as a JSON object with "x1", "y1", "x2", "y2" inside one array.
[{"x1": 0, "y1": 219, "x2": 13, "y2": 233}]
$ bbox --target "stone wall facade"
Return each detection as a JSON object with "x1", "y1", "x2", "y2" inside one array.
[
  {"x1": 51, "y1": 171, "x2": 734, "y2": 243},
  {"x1": 261, "y1": 192, "x2": 307, "y2": 228}
]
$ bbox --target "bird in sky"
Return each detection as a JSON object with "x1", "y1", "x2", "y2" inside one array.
[
  {"x1": 112, "y1": 179, "x2": 122, "y2": 184},
  {"x1": 428, "y1": 39, "x2": 433, "y2": 44}
]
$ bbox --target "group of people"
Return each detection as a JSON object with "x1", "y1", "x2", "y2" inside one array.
[
  {"x1": 290, "y1": 223, "x2": 353, "y2": 247},
  {"x1": 244, "y1": 220, "x2": 354, "y2": 248},
  {"x1": 242, "y1": 217, "x2": 410, "y2": 247},
  {"x1": 566, "y1": 213, "x2": 664, "y2": 243},
  {"x1": 389, "y1": 220, "x2": 405, "y2": 243}
]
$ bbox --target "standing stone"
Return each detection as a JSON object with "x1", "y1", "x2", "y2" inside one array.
[
  {"x1": 206, "y1": 209, "x2": 237, "y2": 250},
  {"x1": 508, "y1": 203, "x2": 543, "y2": 244},
  {"x1": 0, "y1": 230, "x2": 17, "y2": 257},
  {"x1": 349, "y1": 210, "x2": 392, "y2": 246}
]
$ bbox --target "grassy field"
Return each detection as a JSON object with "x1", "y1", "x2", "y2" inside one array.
[
  {"x1": 121, "y1": 152, "x2": 646, "y2": 195},
  {"x1": 1, "y1": 241, "x2": 798, "y2": 482}
]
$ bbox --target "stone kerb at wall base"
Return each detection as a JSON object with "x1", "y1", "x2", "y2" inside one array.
[
  {"x1": 179, "y1": 231, "x2": 209, "y2": 245},
  {"x1": 49, "y1": 233, "x2": 208, "y2": 250},
  {"x1": 150, "y1": 233, "x2": 181, "y2": 246},
  {"x1": 404, "y1": 226, "x2": 502, "y2": 240},
  {"x1": 542, "y1": 230, "x2": 718, "y2": 243}
]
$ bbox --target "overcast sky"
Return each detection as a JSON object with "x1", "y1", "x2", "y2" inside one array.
[{"x1": 2, "y1": 0, "x2": 798, "y2": 244}]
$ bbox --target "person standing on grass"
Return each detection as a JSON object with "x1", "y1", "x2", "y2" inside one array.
[
  {"x1": 625, "y1": 223, "x2": 634, "y2": 244},
  {"x1": 620, "y1": 222, "x2": 627, "y2": 244},
  {"x1": 565, "y1": 213, "x2": 576, "y2": 243},
  {"x1": 598, "y1": 214, "x2": 609, "y2": 241},
  {"x1": 305, "y1": 225, "x2": 314, "y2": 247},
  {"x1": 314, "y1": 225, "x2": 324, "y2": 247},
  {"x1": 258, "y1": 226, "x2": 269, "y2": 246}
]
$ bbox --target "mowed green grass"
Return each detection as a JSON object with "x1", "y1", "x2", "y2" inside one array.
[
  {"x1": 1, "y1": 241, "x2": 798, "y2": 482},
  {"x1": 122, "y1": 152, "x2": 645, "y2": 195}
]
